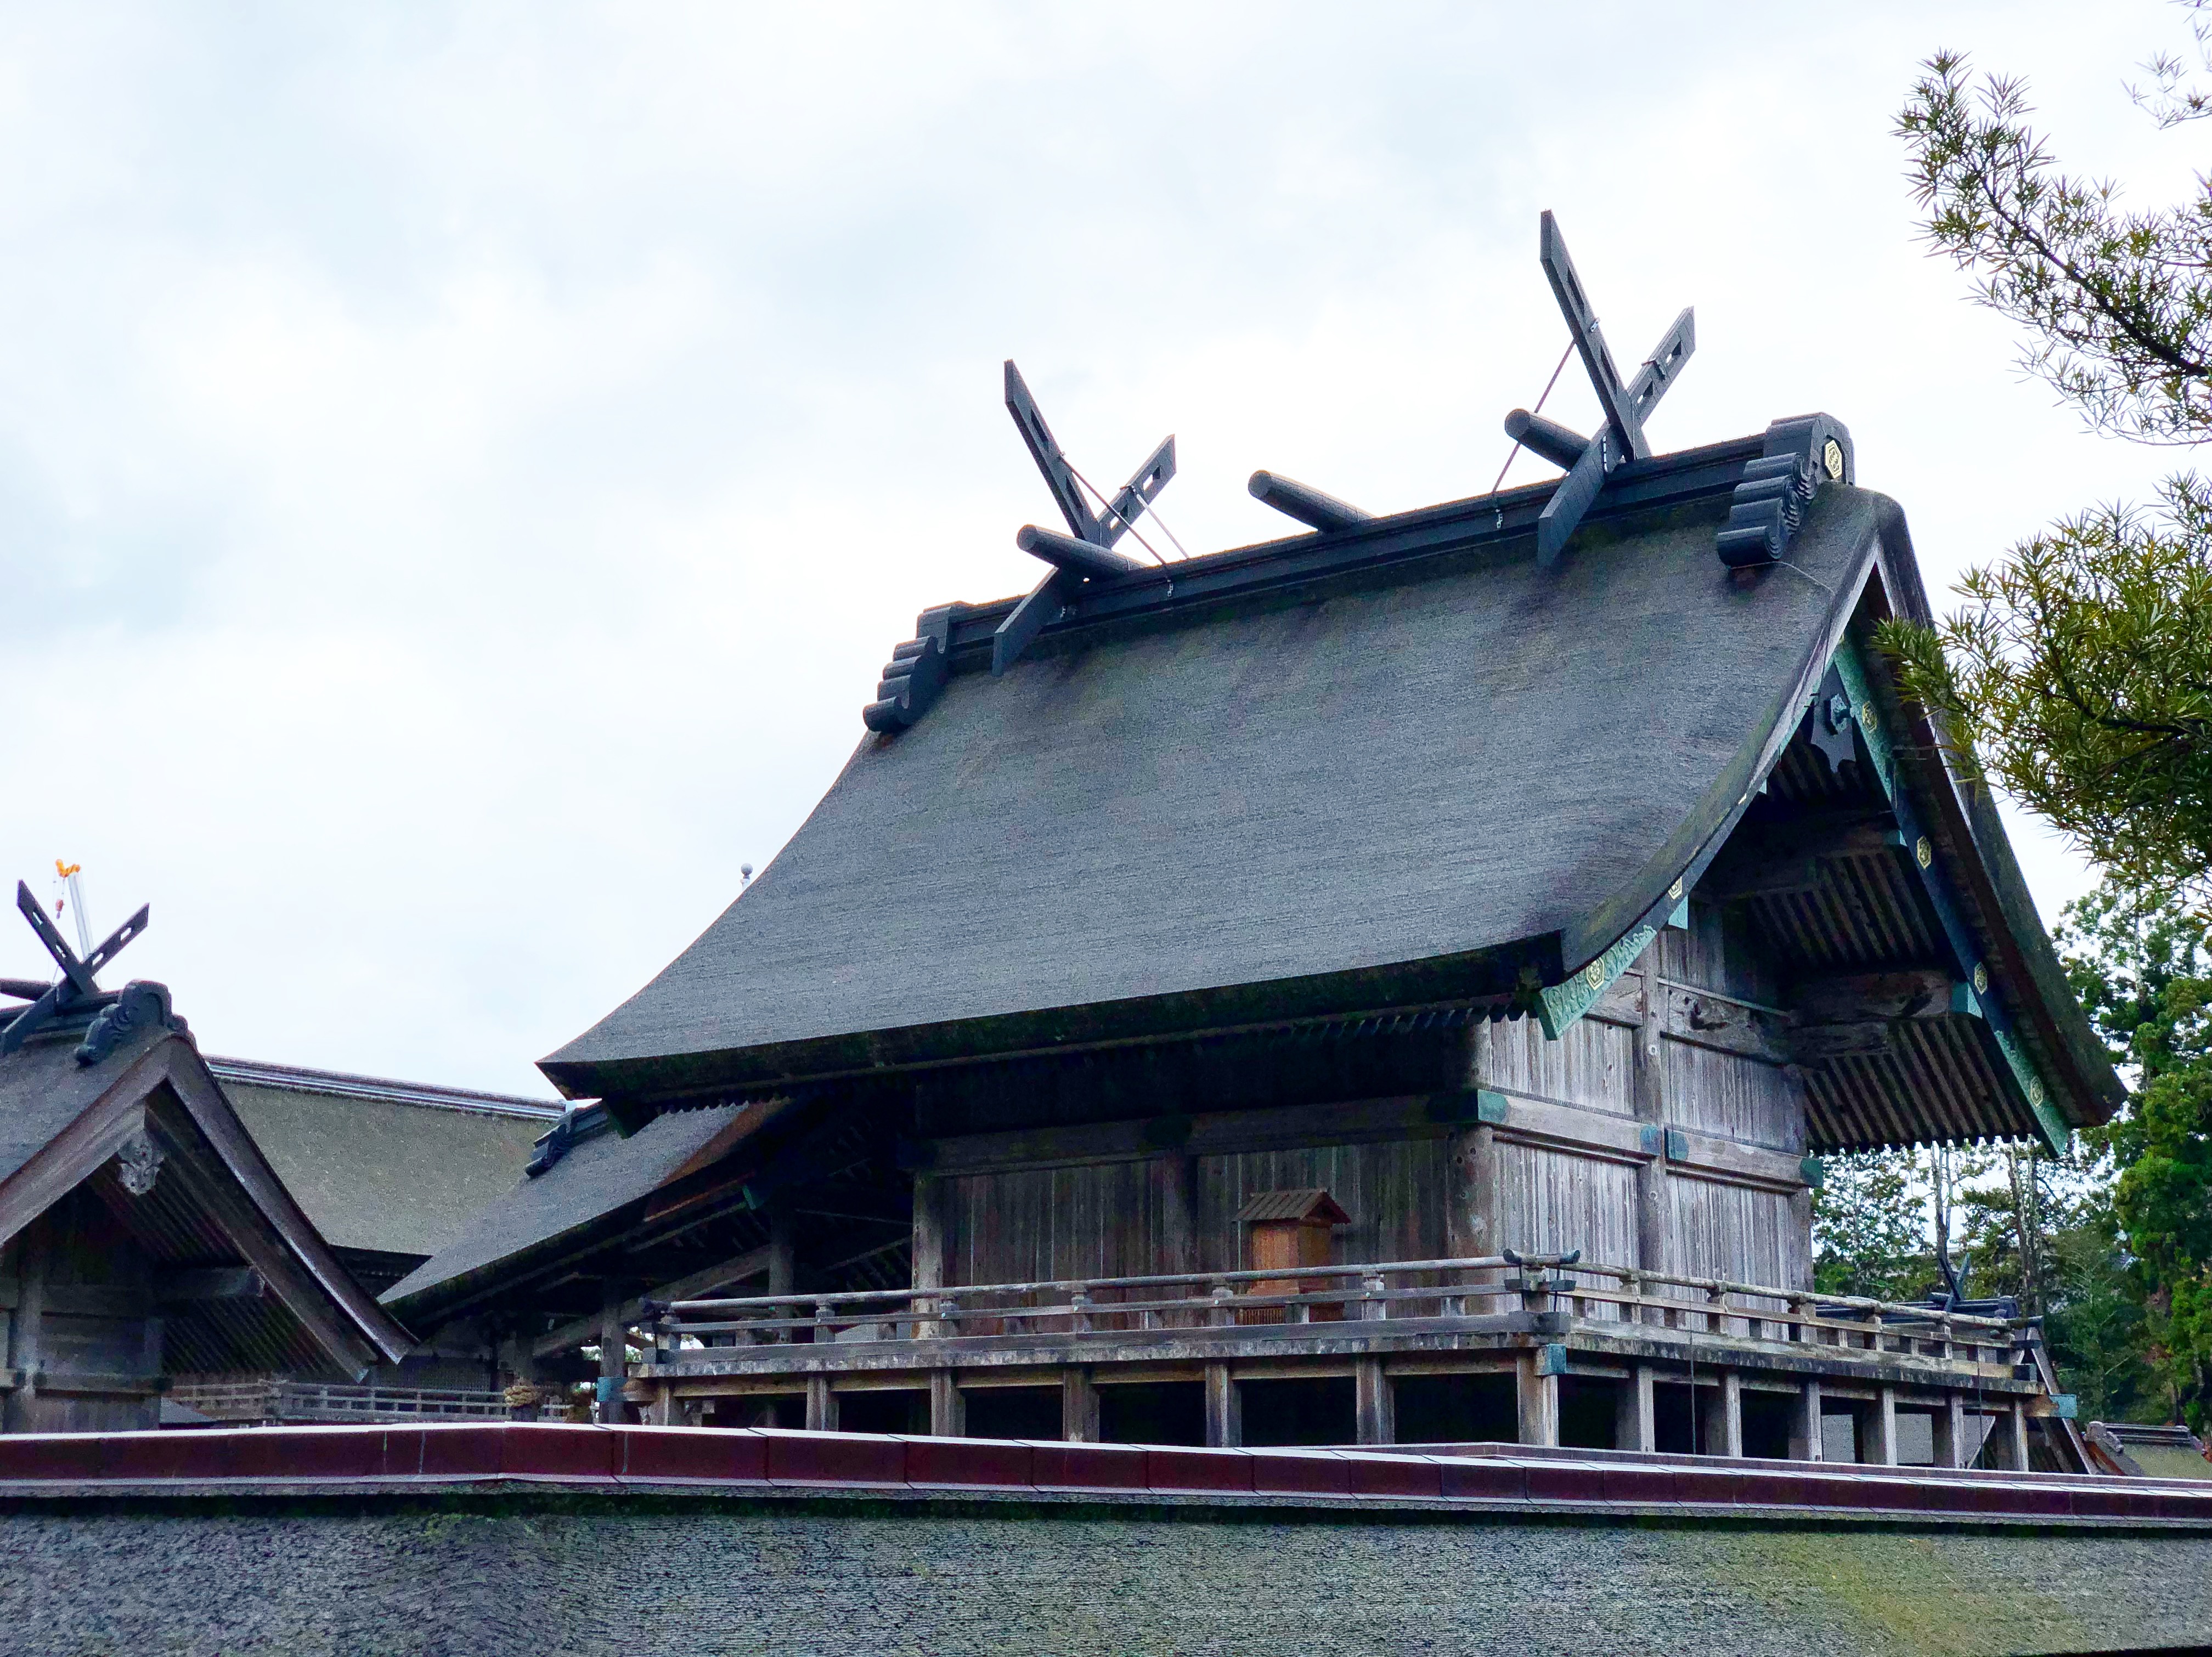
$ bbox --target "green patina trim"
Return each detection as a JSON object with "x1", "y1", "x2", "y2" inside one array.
[
  {"x1": 1830, "y1": 633, "x2": 1897, "y2": 800},
  {"x1": 1535, "y1": 924, "x2": 1657, "y2": 1039},
  {"x1": 1423, "y1": 1088, "x2": 1510, "y2": 1126},
  {"x1": 1536, "y1": 1343, "x2": 1569, "y2": 1376},
  {"x1": 1836, "y1": 636, "x2": 2074, "y2": 1154},
  {"x1": 1990, "y1": 1020, "x2": 2071, "y2": 1156},
  {"x1": 1799, "y1": 1156, "x2": 1825, "y2": 1189}
]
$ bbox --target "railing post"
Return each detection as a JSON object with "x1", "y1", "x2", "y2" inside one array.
[
  {"x1": 1070, "y1": 1286, "x2": 1092, "y2": 1334},
  {"x1": 1209, "y1": 1282, "x2": 1233, "y2": 1328},
  {"x1": 1361, "y1": 1270, "x2": 1388, "y2": 1322}
]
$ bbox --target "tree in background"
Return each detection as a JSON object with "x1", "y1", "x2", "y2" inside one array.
[
  {"x1": 1880, "y1": 26, "x2": 2212, "y2": 908},
  {"x1": 1873, "y1": 10, "x2": 2212, "y2": 1427},
  {"x1": 1812, "y1": 1152, "x2": 1937, "y2": 1303},
  {"x1": 2060, "y1": 881, "x2": 2212, "y2": 1426}
]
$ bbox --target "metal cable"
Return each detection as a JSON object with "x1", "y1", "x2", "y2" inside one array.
[
  {"x1": 1062, "y1": 456, "x2": 1173, "y2": 565},
  {"x1": 1487, "y1": 338, "x2": 1577, "y2": 501}
]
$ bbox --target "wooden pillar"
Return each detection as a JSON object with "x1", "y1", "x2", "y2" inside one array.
[
  {"x1": 768, "y1": 1208, "x2": 797, "y2": 1298},
  {"x1": 1787, "y1": 1188, "x2": 1816, "y2": 1290},
  {"x1": 1932, "y1": 1393, "x2": 1966, "y2": 1470},
  {"x1": 596, "y1": 1290, "x2": 626, "y2": 1423},
  {"x1": 1632, "y1": 963, "x2": 1669, "y2": 1277},
  {"x1": 651, "y1": 1382, "x2": 674, "y2": 1426},
  {"x1": 1515, "y1": 1351, "x2": 1559, "y2": 1447},
  {"x1": 1790, "y1": 1379, "x2": 1823, "y2": 1462},
  {"x1": 1615, "y1": 1364, "x2": 1656, "y2": 1452},
  {"x1": 912, "y1": 1172, "x2": 947, "y2": 1338},
  {"x1": 1061, "y1": 1368, "x2": 1099, "y2": 1443},
  {"x1": 1451, "y1": 1021, "x2": 1500, "y2": 1262},
  {"x1": 1869, "y1": 1387, "x2": 1899, "y2": 1466},
  {"x1": 1993, "y1": 1401, "x2": 2029, "y2": 1472},
  {"x1": 1204, "y1": 1362, "x2": 1240, "y2": 1448},
  {"x1": 805, "y1": 1374, "x2": 838, "y2": 1433},
  {"x1": 1699, "y1": 1371, "x2": 1743, "y2": 1458},
  {"x1": 1354, "y1": 1358, "x2": 1393, "y2": 1446},
  {"x1": 1161, "y1": 1154, "x2": 1197, "y2": 1279},
  {"x1": 3, "y1": 1218, "x2": 46, "y2": 1434},
  {"x1": 928, "y1": 1370, "x2": 964, "y2": 1438}
]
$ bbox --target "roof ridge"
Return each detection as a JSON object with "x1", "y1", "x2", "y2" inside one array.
[{"x1": 205, "y1": 1056, "x2": 563, "y2": 1120}]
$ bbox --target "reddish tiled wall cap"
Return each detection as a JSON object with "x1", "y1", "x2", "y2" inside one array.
[{"x1": 0, "y1": 1424, "x2": 2204, "y2": 1526}]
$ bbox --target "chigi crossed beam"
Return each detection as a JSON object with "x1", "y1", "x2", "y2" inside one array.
[
  {"x1": 994, "y1": 360, "x2": 1176, "y2": 675},
  {"x1": 0, "y1": 881, "x2": 149, "y2": 1056},
  {"x1": 1506, "y1": 211, "x2": 1696, "y2": 567}
]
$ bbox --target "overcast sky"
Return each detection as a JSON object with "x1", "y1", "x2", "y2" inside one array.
[{"x1": 0, "y1": 3, "x2": 2197, "y2": 1098}]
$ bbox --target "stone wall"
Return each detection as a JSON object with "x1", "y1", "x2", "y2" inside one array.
[{"x1": 4, "y1": 1495, "x2": 2210, "y2": 1656}]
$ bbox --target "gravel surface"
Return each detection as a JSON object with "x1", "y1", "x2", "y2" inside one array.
[{"x1": 4, "y1": 1497, "x2": 2209, "y2": 1655}]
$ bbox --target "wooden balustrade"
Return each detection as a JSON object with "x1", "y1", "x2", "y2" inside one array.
[
  {"x1": 166, "y1": 1379, "x2": 514, "y2": 1423},
  {"x1": 647, "y1": 1253, "x2": 2025, "y2": 1368}
]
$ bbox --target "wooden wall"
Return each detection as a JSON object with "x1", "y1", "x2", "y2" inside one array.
[
  {"x1": 1492, "y1": 1143, "x2": 1641, "y2": 1266},
  {"x1": 942, "y1": 1160, "x2": 1176, "y2": 1288},
  {"x1": 1193, "y1": 1143, "x2": 1449, "y2": 1274},
  {"x1": 928, "y1": 901, "x2": 1813, "y2": 1296},
  {"x1": 2, "y1": 1187, "x2": 162, "y2": 1434}
]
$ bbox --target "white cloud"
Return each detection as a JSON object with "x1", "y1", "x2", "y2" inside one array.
[{"x1": 0, "y1": 1, "x2": 2188, "y2": 1092}]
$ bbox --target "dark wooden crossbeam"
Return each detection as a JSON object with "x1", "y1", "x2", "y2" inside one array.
[{"x1": 1248, "y1": 471, "x2": 1372, "y2": 533}]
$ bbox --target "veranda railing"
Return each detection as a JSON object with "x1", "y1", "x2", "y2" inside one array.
[
  {"x1": 166, "y1": 1378, "x2": 512, "y2": 1423},
  {"x1": 645, "y1": 1252, "x2": 2030, "y2": 1368}
]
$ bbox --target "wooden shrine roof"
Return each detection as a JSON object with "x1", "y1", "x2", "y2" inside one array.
[
  {"x1": 0, "y1": 991, "x2": 413, "y2": 1376},
  {"x1": 380, "y1": 1100, "x2": 746, "y2": 1312},
  {"x1": 540, "y1": 428, "x2": 2118, "y2": 1141},
  {"x1": 215, "y1": 1059, "x2": 557, "y2": 1263}
]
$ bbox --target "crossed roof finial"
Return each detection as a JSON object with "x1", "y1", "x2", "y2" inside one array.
[
  {"x1": 995, "y1": 361, "x2": 1177, "y2": 675},
  {"x1": 1508, "y1": 211, "x2": 1697, "y2": 567},
  {"x1": 0, "y1": 881, "x2": 149, "y2": 1057}
]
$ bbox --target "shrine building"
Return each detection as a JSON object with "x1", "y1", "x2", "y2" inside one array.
[{"x1": 385, "y1": 216, "x2": 2124, "y2": 1473}]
